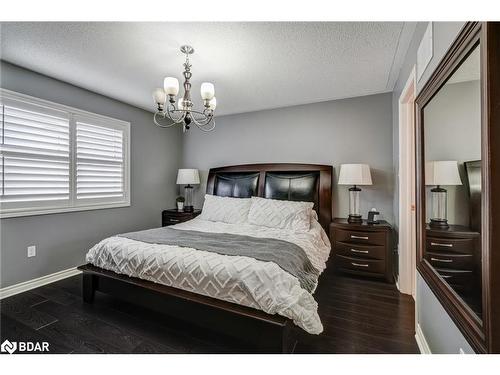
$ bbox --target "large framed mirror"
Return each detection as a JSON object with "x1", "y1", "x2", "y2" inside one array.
[{"x1": 416, "y1": 22, "x2": 500, "y2": 353}]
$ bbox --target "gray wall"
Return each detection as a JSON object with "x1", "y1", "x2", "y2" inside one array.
[
  {"x1": 391, "y1": 22, "x2": 477, "y2": 353},
  {"x1": 182, "y1": 93, "x2": 395, "y2": 223},
  {"x1": 417, "y1": 274, "x2": 474, "y2": 353},
  {"x1": 0, "y1": 61, "x2": 183, "y2": 288}
]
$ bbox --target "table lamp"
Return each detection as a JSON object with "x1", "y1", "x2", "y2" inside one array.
[
  {"x1": 425, "y1": 161, "x2": 462, "y2": 228},
  {"x1": 338, "y1": 164, "x2": 373, "y2": 223},
  {"x1": 176, "y1": 169, "x2": 200, "y2": 212}
]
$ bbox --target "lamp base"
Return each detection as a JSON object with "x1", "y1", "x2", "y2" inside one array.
[
  {"x1": 184, "y1": 205, "x2": 194, "y2": 213},
  {"x1": 430, "y1": 218, "x2": 449, "y2": 229},
  {"x1": 347, "y1": 214, "x2": 363, "y2": 224}
]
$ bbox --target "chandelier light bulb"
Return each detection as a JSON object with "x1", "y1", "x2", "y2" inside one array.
[
  {"x1": 200, "y1": 82, "x2": 215, "y2": 100},
  {"x1": 152, "y1": 88, "x2": 166, "y2": 105},
  {"x1": 209, "y1": 97, "x2": 217, "y2": 110},
  {"x1": 164, "y1": 77, "x2": 180, "y2": 96}
]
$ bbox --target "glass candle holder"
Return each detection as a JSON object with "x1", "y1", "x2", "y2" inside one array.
[
  {"x1": 348, "y1": 185, "x2": 362, "y2": 223},
  {"x1": 184, "y1": 185, "x2": 194, "y2": 212},
  {"x1": 430, "y1": 186, "x2": 448, "y2": 228}
]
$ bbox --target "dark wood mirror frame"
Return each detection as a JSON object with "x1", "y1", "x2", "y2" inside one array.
[{"x1": 416, "y1": 22, "x2": 500, "y2": 353}]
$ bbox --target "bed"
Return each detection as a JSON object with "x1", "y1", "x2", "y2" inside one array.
[{"x1": 78, "y1": 163, "x2": 333, "y2": 352}]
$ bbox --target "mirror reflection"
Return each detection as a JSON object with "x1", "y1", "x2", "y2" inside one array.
[{"x1": 423, "y1": 45, "x2": 482, "y2": 320}]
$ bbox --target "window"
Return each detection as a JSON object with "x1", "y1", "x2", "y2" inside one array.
[{"x1": 0, "y1": 89, "x2": 130, "y2": 218}]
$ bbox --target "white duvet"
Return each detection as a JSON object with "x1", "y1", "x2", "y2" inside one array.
[{"x1": 85, "y1": 217, "x2": 331, "y2": 334}]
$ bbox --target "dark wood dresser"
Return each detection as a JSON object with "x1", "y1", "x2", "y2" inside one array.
[
  {"x1": 425, "y1": 225, "x2": 481, "y2": 295},
  {"x1": 162, "y1": 209, "x2": 201, "y2": 226},
  {"x1": 330, "y1": 218, "x2": 394, "y2": 283}
]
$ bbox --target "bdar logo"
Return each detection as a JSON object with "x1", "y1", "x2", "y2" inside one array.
[
  {"x1": 1, "y1": 340, "x2": 17, "y2": 354},
  {"x1": 1, "y1": 339, "x2": 49, "y2": 354}
]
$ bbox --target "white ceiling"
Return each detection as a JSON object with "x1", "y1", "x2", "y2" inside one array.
[{"x1": 0, "y1": 22, "x2": 416, "y2": 116}]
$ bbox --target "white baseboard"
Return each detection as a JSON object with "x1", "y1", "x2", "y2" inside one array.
[
  {"x1": 415, "y1": 323, "x2": 432, "y2": 354},
  {"x1": 0, "y1": 267, "x2": 82, "y2": 299}
]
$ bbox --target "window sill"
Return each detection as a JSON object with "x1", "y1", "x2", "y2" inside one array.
[{"x1": 0, "y1": 201, "x2": 131, "y2": 219}]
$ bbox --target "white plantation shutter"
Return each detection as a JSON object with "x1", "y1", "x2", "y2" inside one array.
[
  {"x1": 76, "y1": 118, "x2": 125, "y2": 202},
  {"x1": 0, "y1": 100, "x2": 70, "y2": 210},
  {"x1": 0, "y1": 90, "x2": 130, "y2": 218}
]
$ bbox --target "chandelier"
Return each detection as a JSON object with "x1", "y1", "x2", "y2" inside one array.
[{"x1": 152, "y1": 45, "x2": 217, "y2": 132}]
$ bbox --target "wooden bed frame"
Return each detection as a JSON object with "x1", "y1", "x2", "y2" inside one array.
[{"x1": 78, "y1": 163, "x2": 333, "y2": 353}]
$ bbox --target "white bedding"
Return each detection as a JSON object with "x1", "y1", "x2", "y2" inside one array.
[{"x1": 85, "y1": 217, "x2": 331, "y2": 334}]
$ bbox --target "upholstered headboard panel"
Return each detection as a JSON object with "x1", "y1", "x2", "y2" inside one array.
[
  {"x1": 206, "y1": 163, "x2": 332, "y2": 230},
  {"x1": 213, "y1": 172, "x2": 259, "y2": 198},
  {"x1": 264, "y1": 172, "x2": 319, "y2": 205}
]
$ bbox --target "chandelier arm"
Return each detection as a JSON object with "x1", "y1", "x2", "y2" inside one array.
[
  {"x1": 190, "y1": 114, "x2": 209, "y2": 126},
  {"x1": 153, "y1": 111, "x2": 179, "y2": 128},
  {"x1": 190, "y1": 114, "x2": 216, "y2": 132},
  {"x1": 178, "y1": 109, "x2": 215, "y2": 132},
  {"x1": 192, "y1": 116, "x2": 214, "y2": 129},
  {"x1": 165, "y1": 105, "x2": 187, "y2": 123},
  {"x1": 190, "y1": 110, "x2": 214, "y2": 126},
  {"x1": 189, "y1": 108, "x2": 214, "y2": 117},
  {"x1": 194, "y1": 119, "x2": 216, "y2": 132}
]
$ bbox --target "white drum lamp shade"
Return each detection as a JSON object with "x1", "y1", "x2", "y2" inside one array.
[
  {"x1": 425, "y1": 161, "x2": 462, "y2": 228},
  {"x1": 338, "y1": 164, "x2": 372, "y2": 223},
  {"x1": 425, "y1": 161, "x2": 462, "y2": 186},
  {"x1": 338, "y1": 164, "x2": 373, "y2": 186},
  {"x1": 176, "y1": 169, "x2": 200, "y2": 185}
]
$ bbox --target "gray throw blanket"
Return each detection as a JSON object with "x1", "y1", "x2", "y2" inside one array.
[{"x1": 118, "y1": 227, "x2": 319, "y2": 293}]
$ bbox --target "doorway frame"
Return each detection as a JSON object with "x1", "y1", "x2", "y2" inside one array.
[{"x1": 398, "y1": 65, "x2": 417, "y2": 297}]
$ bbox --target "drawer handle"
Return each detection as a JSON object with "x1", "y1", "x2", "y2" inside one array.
[
  {"x1": 351, "y1": 262, "x2": 369, "y2": 268},
  {"x1": 169, "y1": 219, "x2": 180, "y2": 222},
  {"x1": 440, "y1": 275, "x2": 452, "y2": 279},
  {"x1": 351, "y1": 235, "x2": 369, "y2": 240},
  {"x1": 350, "y1": 248, "x2": 369, "y2": 254},
  {"x1": 430, "y1": 242, "x2": 453, "y2": 248},
  {"x1": 431, "y1": 257, "x2": 453, "y2": 263}
]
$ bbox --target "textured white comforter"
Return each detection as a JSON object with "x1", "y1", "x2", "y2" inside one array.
[{"x1": 85, "y1": 217, "x2": 331, "y2": 334}]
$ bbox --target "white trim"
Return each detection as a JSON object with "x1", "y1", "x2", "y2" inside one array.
[
  {"x1": 415, "y1": 323, "x2": 432, "y2": 354},
  {"x1": 69, "y1": 112, "x2": 77, "y2": 207},
  {"x1": 397, "y1": 65, "x2": 417, "y2": 297},
  {"x1": 0, "y1": 88, "x2": 130, "y2": 126},
  {"x1": 0, "y1": 88, "x2": 131, "y2": 219},
  {"x1": 0, "y1": 267, "x2": 81, "y2": 299},
  {"x1": 386, "y1": 23, "x2": 418, "y2": 91},
  {"x1": 417, "y1": 22, "x2": 434, "y2": 82},
  {"x1": 0, "y1": 201, "x2": 130, "y2": 219}
]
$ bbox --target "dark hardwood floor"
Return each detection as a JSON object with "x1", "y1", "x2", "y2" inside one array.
[{"x1": 0, "y1": 270, "x2": 419, "y2": 354}]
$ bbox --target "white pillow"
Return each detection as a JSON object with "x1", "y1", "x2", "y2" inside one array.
[
  {"x1": 199, "y1": 194, "x2": 252, "y2": 224},
  {"x1": 247, "y1": 196, "x2": 314, "y2": 232}
]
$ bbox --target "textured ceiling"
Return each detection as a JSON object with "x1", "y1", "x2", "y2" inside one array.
[{"x1": 0, "y1": 22, "x2": 416, "y2": 116}]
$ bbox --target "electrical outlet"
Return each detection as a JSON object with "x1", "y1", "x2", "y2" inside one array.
[{"x1": 27, "y1": 245, "x2": 36, "y2": 258}]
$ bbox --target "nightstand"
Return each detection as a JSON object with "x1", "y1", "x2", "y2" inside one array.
[
  {"x1": 162, "y1": 209, "x2": 201, "y2": 226},
  {"x1": 425, "y1": 224, "x2": 480, "y2": 294},
  {"x1": 330, "y1": 218, "x2": 394, "y2": 283}
]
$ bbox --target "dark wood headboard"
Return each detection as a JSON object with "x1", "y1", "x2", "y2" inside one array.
[{"x1": 207, "y1": 163, "x2": 333, "y2": 230}]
